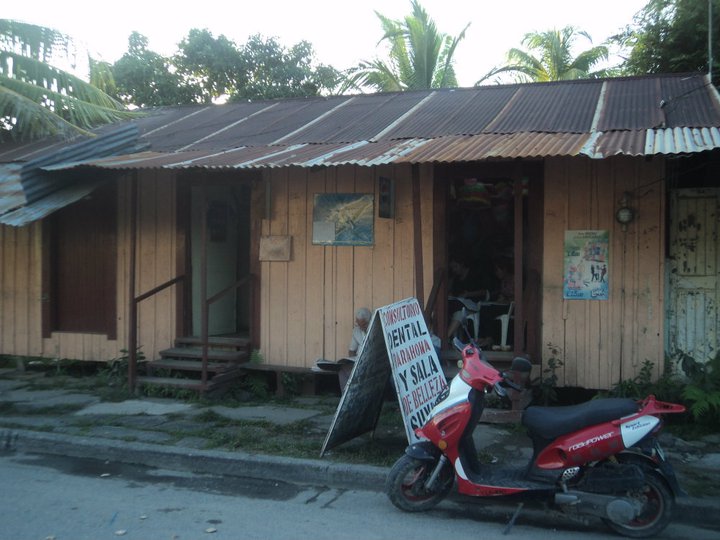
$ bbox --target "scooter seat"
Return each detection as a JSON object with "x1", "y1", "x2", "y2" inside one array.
[{"x1": 522, "y1": 398, "x2": 639, "y2": 440}]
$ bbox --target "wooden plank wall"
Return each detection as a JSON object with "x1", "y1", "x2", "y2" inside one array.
[
  {"x1": 0, "y1": 222, "x2": 42, "y2": 357},
  {"x1": 542, "y1": 156, "x2": 666, "y2": 390},
  {"x1": 258, "y1": 164, "x2": 435, "y2": 368},
  {"x1": 0, "y1": 172, "x2": 178, "y2": 363}
]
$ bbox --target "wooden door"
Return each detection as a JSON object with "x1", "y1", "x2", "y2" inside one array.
[
  {"x1": 49, "y1": 183, "x2": 117, "y2": 337},
  {"x1": 668, "y1": 188, "x2": 719, "y2": 365}
]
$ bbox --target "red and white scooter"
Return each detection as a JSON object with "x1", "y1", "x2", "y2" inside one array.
[{"x1": 386, "y1": 338, "x2": 686, "y2": 538}]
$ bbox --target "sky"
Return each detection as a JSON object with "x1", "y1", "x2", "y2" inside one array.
[{"x1": 6, "y1": 0, "x2": 650, "y2": 87}]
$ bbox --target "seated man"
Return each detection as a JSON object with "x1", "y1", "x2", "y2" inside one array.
[
  {"x1": 339, "y1": 307, "x2": 371, "y2": 390},
  {"x1": 315, "y1": 307, "x2": 372, "y2": 392}
]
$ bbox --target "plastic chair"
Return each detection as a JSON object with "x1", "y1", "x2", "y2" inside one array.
[
  {"x1": 495, "y1": 302, "x2": 514, "y2": 348},
  {"x1": 465, "y1": 307, "x2": 481, "y2": 341}
]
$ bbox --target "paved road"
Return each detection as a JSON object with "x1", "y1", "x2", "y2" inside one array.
[{"x1": 1, "y1": 451, "x2": 718, "y2": 540}]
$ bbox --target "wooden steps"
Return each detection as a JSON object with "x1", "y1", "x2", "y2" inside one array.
[
  {"x1": 158, "y1": 347, "x2": 247, "y2": 363},
  {"x1": 138, "y1": 336, "x2": 250, "y2": 394},
  {"x1": 136, "y1": 376, "x2": 207, "y2": 391}
]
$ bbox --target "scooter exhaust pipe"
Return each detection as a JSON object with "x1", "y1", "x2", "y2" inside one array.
[{"x1": 555, "y1": 491, "x2": 640, "y2": 524}]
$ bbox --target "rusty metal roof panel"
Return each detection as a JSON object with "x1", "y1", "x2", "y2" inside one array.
[
  {"x1": 173, "y1": 144, "x2": 312, "y2": 168},
  {"x1": 397, "y1": 132, "x2": 590, "y2": 162},
  {"x1": 384, "y1": 86, "x2": 520, "y2": 138},
  {"x1": 487, "y1": 81, "x2": 602, "y2": 133},
  {"x1": 181, "y1": 98, "x2": 352, "y2": 150},
  {"x1": 40, "y1": 150, "x2": 210, "y2": 171},
  {"x1": 595, "y1": 75, "x2": 720, "y2": 131},
  {"x1": 275, "y1": 92, "x2": 429, "y2": 144},
  {"x1": 599, "y1": 77, "x2": 666, "y2": 130},
  {"x1": 168, "y1": 139, "x2": 431, "y2": 168},
  {"x1": 583, "y1": 131, "x2": 647, "y2": 158},
  {"x1": 316, "y1": 139, "x2": 433, "y2": 166},
  {"x1": 660, "y1": 75, "x2": 720, "y2": 127}
]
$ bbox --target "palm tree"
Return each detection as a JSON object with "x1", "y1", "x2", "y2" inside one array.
[
  {"x1": 477, "y1": 26, "x2": 609, "y2": 84},
  {"x1": 344, "y1": 0, "x2": 469, "y2": 92},
  {"x1": 0, "y1": 19, "x2": 133, "y2": 142}
]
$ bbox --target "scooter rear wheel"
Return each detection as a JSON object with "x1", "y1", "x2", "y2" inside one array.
[
  {"x1": 602, "y1": 469, "x2": 674, "y2": 538},
  {"x1": 385, "y1": 455, "x2": 453, "y2": 512}
]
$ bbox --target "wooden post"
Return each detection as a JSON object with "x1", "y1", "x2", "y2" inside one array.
[
  {"x1": 127, "y1": 173, "x2": 138, "y2": 393},
  {"x1": 200, "y1": 185, "x2": 209, "y2": 390},
  {"x1": 513, "y1": 172, "x2": 524, "y2": 353},
  {"x1": 412, "y1": 164, "x2": 425, "y2": 309}
]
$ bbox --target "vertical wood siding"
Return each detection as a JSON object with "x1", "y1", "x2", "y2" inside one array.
[
  {"x1": 257, "y1": 164, "x2": 435, "y2": 368},
  {"x1": 2, "y1": 156, "x2": 667, "y2": 389},
  {"x1": 0, "y1": 223, "x2": 42, "y2": 357},
  {"x1": 542, "y1": 156, "x2": 666, "y2": 389},
  {"x1": 0, "y1": 172, "x2": 178, "y2": 363}
]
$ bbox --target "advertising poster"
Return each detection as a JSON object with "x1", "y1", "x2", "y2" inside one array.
[
  {"x1": 563, "y1": 230, "x2": 609, "y2": 300},
  {"x1": 320, "y1": 298, "x2": 446, "y2": 455},
  {"x1": 380, "y1": 298, "x2": 447, "y2": 443}
]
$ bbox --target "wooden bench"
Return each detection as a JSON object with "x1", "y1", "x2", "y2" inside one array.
[{"x1": 237, "y1": 363, "x2": 336, "y2": 397}]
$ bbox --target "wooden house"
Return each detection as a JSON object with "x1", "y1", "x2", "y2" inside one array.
[{"x1": 1, "y1": 73, "x2": 718, "y2": 392}]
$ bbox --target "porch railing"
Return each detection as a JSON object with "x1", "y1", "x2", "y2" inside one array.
[
  {"x1": 199, "y1": 274, "x2": 253, "y2": 388},
  {"x1": 128, "y1": 275, "x2": 186, "y2": 391}
]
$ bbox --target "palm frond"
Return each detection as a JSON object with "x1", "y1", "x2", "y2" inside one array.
[
  {"x1": 0, "y1": 84, "x2": 88, "y2": 140},
  {"x1": 1, "y1": 76, "x2": 137, "y2": 140},
  {"x1": 349, "y1": 2, "x2": 466, "y2": 92}
]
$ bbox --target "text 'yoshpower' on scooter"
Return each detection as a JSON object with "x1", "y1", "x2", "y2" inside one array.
[{"x1": 385, "y1": 338, "x2": 686, "y2": 538}]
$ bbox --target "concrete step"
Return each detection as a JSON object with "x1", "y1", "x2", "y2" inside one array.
[
  {"x1": 174, "y1": 336, "x2": 250, "y2": 349},
  {"x1": 159, "y1": 347, "x2": 247, "y2": 363},
  {"x1": 147, "y1": 358, "x2": 241, "y2": 373},
  {"x1": 136, "y1": 376, "x2": 207, "y2": 392}
]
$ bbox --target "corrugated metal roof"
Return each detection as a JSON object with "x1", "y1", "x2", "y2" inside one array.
[
  {"x1": 0, "y1": 163, "x2": 24, "y2": 214},
  {"x1": 4, "y1": 74, "x2": 720, "y2": 163},
  {"x1": 3, "y1": 73, "x2": 720, "y2": 225},
  {"x1": 0, "y1": 180, "x2": 100, "y2": 226}
]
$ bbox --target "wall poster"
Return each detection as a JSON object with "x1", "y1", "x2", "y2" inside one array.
[
  {"x1": 312, "y1": 193, "x2": 374, "y2": 246},
  {"x1": 563, "y1": 230, "x2": 609, "y2": 300}
]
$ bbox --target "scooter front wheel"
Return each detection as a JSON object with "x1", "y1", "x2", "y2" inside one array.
[{"x1": 385, "y1": 455, "x2": 453, "y2": 512}]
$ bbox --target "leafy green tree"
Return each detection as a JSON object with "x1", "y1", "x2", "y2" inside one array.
[
  {"x1": 0, "y1": 19, "x2": 133, "y2": 142},
  {"x1": 114, "y1": 30, "x2": 340, "y2": 106},
  {"x1": 345, "y1": 0, "x2": 469, "y2": 92},
  {"x1": 236, "y1": 34, "x2": 340, "y2": 100},
  {"x1": 174, "y1": 28, "x2": 244, "y2": 102},
  {"x1": 478, "y1": 26, "x2": 609, "y2": 84},
  {"x1": 614, "y1": 0, "x2": 719, "y2": 86},
  {"x1": 112, "y1": 32, "x2": 201, "y2": 107}
]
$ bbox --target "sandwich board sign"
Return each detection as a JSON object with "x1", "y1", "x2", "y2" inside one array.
[{"x1": 321, "y1": 297, "x2": 447, "y2": 456}]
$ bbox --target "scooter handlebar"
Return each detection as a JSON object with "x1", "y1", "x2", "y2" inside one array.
[{"x1": 500, "y1": 373, "x2": 523, "y2": 392}]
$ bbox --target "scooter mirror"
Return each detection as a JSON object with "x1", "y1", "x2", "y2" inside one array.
[{"x1": 452, "y1": 336, "x2": 466, "y2": 352}]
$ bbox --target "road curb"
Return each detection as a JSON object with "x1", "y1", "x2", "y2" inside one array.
[
  {"x1": 6, "y1": 428, "x2": 389, "y2": 492},
  {"x1": 6, "y1": 428, "x2": 720, "y2": 531}
]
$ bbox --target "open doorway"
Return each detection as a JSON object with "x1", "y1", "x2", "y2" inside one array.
[
  {"x1": 446, "y1": 177, "x2": 517, "y2": 350},
  {"x1": 435, "y1": 162, "x2": 543, "y2": 361},
  {"x1": 190, "y1": 183, "x2": 251, "y2": 338}
]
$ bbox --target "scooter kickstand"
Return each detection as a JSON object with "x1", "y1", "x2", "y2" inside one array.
[{"x1": 502, "y1": 502, "x2": 524, "y2": 535}]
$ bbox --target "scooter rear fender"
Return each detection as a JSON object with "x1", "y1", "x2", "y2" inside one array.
[
  {"x1": 405, "y1": 440, "x2": 441, "y2": 462},
  {"x1": 618, "y1": 444, "x2": 685, "y2": 498}
]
